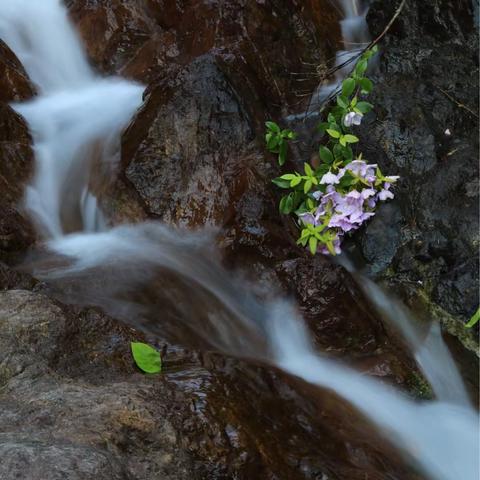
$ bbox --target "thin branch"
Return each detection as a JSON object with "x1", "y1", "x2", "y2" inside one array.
[{"x1": 436, "y1": 86, "x2": 479, "y2": 119}]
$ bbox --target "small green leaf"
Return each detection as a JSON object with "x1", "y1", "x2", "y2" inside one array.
[
  {"x1": 279, "y1": 174, "x2": 297, "y2": 180},
  {"x1": 308, "y1": 236, "x2": 318, "y2": 255},
  {"x1": 319, "y1": 146, "x2": 334, "y2": 164},
  {"x1": 271, "y1": 178, "x2": 291, "y2": 189},
  {"x1": 465, "y1": 307, "x2": 480, "y2": 328},
  {"x1": 317, "y1": 122, "x2": 330, "y2": 134},
  {"x1": 267, "y1": 134, "x2": 279, "y2": 150},
  {"x1": 339, "y1": 136, "x2": 346, "y2": 147},
  {"x1": 265, "y1": 121, "x2": 280, "y2": 133},
  {"x1": 356, "y1": 101, "x2": 373, "y2": 114},
  {"x1": 290, "y1": 176, "x2": 302, "y2": 187},
  {"x1": 304, "y1": 179, "x2": 312, "y2": 193},
  {"x1": 359, "y1": 78, "x2": 373, "y2": 94},
  {"x1": 327, "y1": 129, "x2": 341, "y2": 139},
  {"x1": 355, "y1": 59, "x2": 368, "y2": 75},
  {"x1": 131, "y1": 342, "x2": 162, "y2": 374},
  {"x1": 304, "y1": 163, "x2": 313, "y2": 176},
  {"x1": 337, "y1": 95, "x2": 349, "y2": 109},
  {"x1": 278, "y1": 142, "x2": 287, "y2": 165},
  {"x1": 343, "y1": 134, "x2": 359, "y2": 144},
  {"x1": 342, "y1": 78, "x2": 356, "y2": 97}
]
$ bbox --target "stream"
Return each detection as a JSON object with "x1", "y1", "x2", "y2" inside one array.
[{"x1": 0, "y1": 1, "x2": 478, "y2": 479}]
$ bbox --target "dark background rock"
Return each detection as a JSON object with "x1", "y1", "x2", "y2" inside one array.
[{"x1": 354, "y1": 0, "x2": 479, "y2": 349}]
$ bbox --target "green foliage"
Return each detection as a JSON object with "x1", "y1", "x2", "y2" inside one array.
[
  {"x1": 265, "y1": 45, "x2": 381, "y2": 255},
  {"x1": 265, "y1": 121, "x2": 297, "y2": 166},
  {"x1": 131, "y1": 342, "x2": 162, "y2": 374},
  {"x1": 465, "y1": 307, "x2": 479, "y2": 328}
]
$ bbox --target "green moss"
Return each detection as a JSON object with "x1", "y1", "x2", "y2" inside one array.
[{"x1": 406, "y1": 371, "x2": 433, "y2": 400}]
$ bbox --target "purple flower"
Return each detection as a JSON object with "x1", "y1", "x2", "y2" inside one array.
[
  {"x1": 344, "y1": 112, "x2": 363, "y2": 127},
  {"x1": 361, "y1": 188, "x2": 376, "y2": 199},
  {"x1": 378, "y1": 189, "x2": 394, "y2": 201},
  {"x1": 320, "y1": 171, "x2": 341, "y2": 185},
  {"x1": 367, "y1": 197, "x2": 377, "y2": 209},
  {"x1": 330, "y1": 213, "x2": 357, "y2": 232},
  {"x1": 312, "y1": 190, "x2": 323, "y2": 200},
  {"x1": 299, "y1": 212, "x2": 319, "y2": 226}
]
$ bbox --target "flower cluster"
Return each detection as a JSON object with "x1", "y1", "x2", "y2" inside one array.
[
  {"x1": 298, "y1": 160, "x2": 399, "y2": 255},
  {"x1": 266, "y1": 45, "x2": 400, "y2": 255}
]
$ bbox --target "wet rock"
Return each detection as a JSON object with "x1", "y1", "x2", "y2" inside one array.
[
  {"x1": 359, "y1": 0, "x2": 479, "y2": 346},
  {"x1": 0, "y1": 290, "x2": 419, "y2": 480},
  {"x1": 0, "y1": 43, "x2": 35, "y2": 260},
  {"x1": 0, "y1": 40, "x2": 34, "y2": 102}
]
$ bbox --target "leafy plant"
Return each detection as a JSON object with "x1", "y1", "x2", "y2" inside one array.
[
  {"x1": 265, "y1": 121, "x2": 297, "y2": 166},
  {"x1": 131, "y1": 342, "x2": 162, "y2": 374},
  {"x1": 465, "y1": 307, "x2": 479, "y2": 328},
  {"x1": 265, "y1": 46, "x2": 400, "y2": 255}
]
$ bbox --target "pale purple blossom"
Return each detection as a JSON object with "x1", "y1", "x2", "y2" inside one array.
[
  {"x1": 378, "y1": 189, "x2": 394, "y2": 201},
  {"x1": 344, "y1": 111, "x2": 363, "y2": 127},
  {"x1": 320, "y1": 171, "x2": 341, "y2": 185}
]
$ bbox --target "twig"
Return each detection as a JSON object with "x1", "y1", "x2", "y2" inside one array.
[
  {"x1": 436, "y1": 86, "x2": 479, "y2": 119},
  {"x1": 366, "y1": 0, "x2": 407, "y2": 51}
]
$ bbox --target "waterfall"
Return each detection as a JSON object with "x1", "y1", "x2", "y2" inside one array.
[
  {"x1": 0, "y1": 1, "x2": 478, "y2": 480},
  {"x1": 0, "y1": 0, "x2": 144, "y2": 238}
]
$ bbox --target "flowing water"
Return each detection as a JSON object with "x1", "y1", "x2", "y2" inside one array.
[{"x1": 0, "y1": 1, "x2": 478, "y2": 479}]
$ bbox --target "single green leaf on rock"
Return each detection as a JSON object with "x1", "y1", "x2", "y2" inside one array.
[
  {"x1": 265, "y1": 121, "x2": 280, "y2": 133},
  {"x1": 327, "y1": 129, "x2": 341, "y2": 139},
  {"x1": 465, "y1": 307, "x2": 480, "y2": 328},
  {"x1": 342, "y1": 78, "x2": 356, "y2": 97},
  {"x1": 319, "y1": 146, "x2": 334, "y2": 164},
  {"x1": 131, "y1": 342, "x2": 162, "y2": 374}
]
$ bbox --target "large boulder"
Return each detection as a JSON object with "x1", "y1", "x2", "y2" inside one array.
[{"x1": 357, "y1": 0, "x2": 479, "y2": 351}]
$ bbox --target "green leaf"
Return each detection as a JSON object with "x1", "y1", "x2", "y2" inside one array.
[
  {"x1": 339, "y1": 136, "x2": 346, "y2": 147},
  {"x1": 308, "y1": 236, "x2": 318, "y2": 255},
  {"x1": 326, "y1": 129, "x2": 341, "y2": 139},
  {"x1": 337, "y1": 95, "x2": 349, "y2": 109},
  {"x1": 343, "y1": 134, "x2": 359, "y2": 144},
  {"x1": 359, "y1": 78, "x2": 373, "y2": 94},
  {"x1": 278, "y1": 142, "x2": 287, "y2": 166},
  {"x1": 304, "y1": 179, "x2": 312, "y2": 193},
  {"x1": 267, "y1": 134, "x2": 279, "y2": 150},
  {"x1": 342, "y1": 78, "x2": 356, "y2": 97},
  {"x1": 356, "y1": 101, "x2": 373, "y2": 114},
  {"x1": 355, "y1": 59, "x2": 368, "y2": 75},
  {"x1": 304, "y1": 163, "x2": 314, "y2": 176},
  {"x1": 287, "y1": 130, "x2": 297, "y2": 139},
  {"x1": 279, "y1": 174, "x2": 297, "y2": 180},
  {"x1": 131, "y1": 342, "x2": 162, "y2": 374},
  {"x1": 265, "y1": 121, "x2": 280, "y2": 133},
  {"x1": 465, "y1": 307, "x2": 480, "y2": 328},
  {"x1": 271, "y1": 178, "x2": 291, "y2": 189},
  {"x1": 317, "y1": 122, "x2": 330, "y2": 134},
  {"x1": 290, "y1": 176, "x2": 302, "y2": 187},
  {"x1": 319, "y1": 146, "x2": 334, "y2": 164}
]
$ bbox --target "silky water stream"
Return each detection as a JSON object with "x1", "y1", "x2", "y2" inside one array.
[{"x1": 0, "y1": 1, "x2": 478, "y2": 479}]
